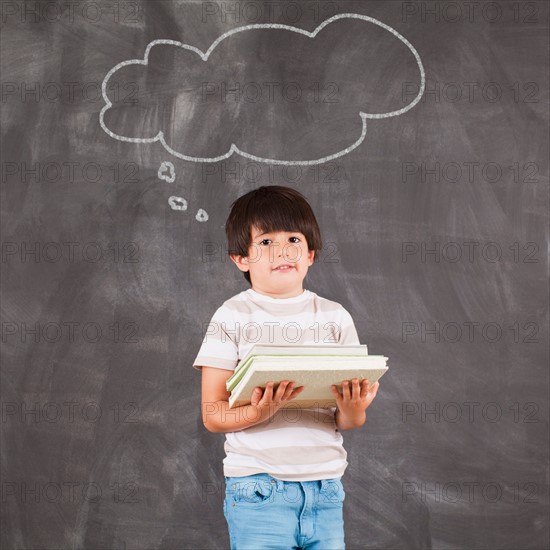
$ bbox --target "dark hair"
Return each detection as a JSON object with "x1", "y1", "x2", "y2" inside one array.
[{"x1": 225, "y1": 185, "x2": 323, "y2": 285}]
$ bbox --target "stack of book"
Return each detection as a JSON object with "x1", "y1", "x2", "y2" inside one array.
[{"x1": 226, "y1": 344, "x2": 389, "y2": 409}]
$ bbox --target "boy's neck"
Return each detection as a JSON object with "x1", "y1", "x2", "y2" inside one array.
[{"x1": 249, "y1": 285, "x2": 306, "y2": 300}]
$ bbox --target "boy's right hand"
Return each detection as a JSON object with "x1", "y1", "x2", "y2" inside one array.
[{"x1": 250, "y1": 381, "x2": 305, "y2": 420}]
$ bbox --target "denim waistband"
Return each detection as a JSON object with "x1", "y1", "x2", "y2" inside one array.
[{"x1": 224, "y1": 473, "x2": 341, "y2": 494}]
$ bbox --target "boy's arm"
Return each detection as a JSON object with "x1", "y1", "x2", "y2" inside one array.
[
  {"x1": 335, "y1": 406, "x2": 366, "y2": 431},
  {"x1": 334, "y1": 307, "x2": 371, "y2": 431},
  {"x1": 334, "y1": 378, "x2": 380, "y2": 431},
  {"x1": 200, "y1": 366, "x2": 270, "y2": 433},
  {"x1": 194, "y1": 305, "x2": 261, "y2": 432}
]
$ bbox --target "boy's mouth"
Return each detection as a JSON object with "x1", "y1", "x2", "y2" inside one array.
[{"x1": 273, "y1": 264, "x2": 294, "y2": 271}]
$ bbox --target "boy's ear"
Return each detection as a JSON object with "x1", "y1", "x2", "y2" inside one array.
[
  {"x1": 308, "y1": 249, "x2": 315, "y2": 265},
  {"x1": 229, "y1": 253, "x2": 250, "y2": 273}
]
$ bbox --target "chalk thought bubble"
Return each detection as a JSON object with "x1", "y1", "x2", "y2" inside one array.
[
  {"x1": 162, "y1": 167, "x2": 208, "y2": 222},
  {"x1": 167, "y1": 197, "x2": 208, "y2": 222},
  {"x1": 100, "y1": 13, "x2": 425, "y2": 165},
  {"x1": 158, "y1": 161, "x2": 176, "y2": 183},
  {"x1": 168, "y1": 196, "x2": 187, "y2": 211}
]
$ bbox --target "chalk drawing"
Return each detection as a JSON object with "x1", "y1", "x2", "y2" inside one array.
[
  {"x1": 158, "y1": 161, "x2": 176, "y2": 183},
  {"x1": 158, "y1": 163, "x2": 207, "y2": 221},
  {"x1": 167, "y1": 198, "x2": 208, "y2": 223},
  {"x1": 100, "y1": 13, "x2": 425, "y2": 165},
  {"x1": 195, "y1": 209, "x2": 209, "y2": 222},
  {"x1": 168, "y1": 196, "x2": 188, "y2": 211}
]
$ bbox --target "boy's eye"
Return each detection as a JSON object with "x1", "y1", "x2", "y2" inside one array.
[{"x1": 259, "y1": 236, "x2": 301, "y2": 246}]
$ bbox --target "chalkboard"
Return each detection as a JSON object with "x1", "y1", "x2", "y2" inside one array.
[{"x1": 1, "y1": 1, "x2": 548, "y2": 549}]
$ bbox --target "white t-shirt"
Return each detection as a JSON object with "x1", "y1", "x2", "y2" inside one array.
[{"x1": 192, "y1": 287, "x2": 364, "y2": 481}]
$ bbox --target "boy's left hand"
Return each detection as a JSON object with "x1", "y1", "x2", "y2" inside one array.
[{"x1": 331, "y1": 378, "x2": 380, "y2": 417}]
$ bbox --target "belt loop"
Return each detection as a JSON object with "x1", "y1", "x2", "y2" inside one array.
[{"x1": 269, "y1": 475, "x2": 284, "y2": 493}]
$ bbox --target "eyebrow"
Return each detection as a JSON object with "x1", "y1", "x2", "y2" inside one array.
[{"x1": 253, "y1": 230, "x2": 300, "y2": 238}]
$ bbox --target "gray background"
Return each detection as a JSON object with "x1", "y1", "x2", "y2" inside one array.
[{"x1": 1, "y1": 1, "x2": 548, "y2": 549}]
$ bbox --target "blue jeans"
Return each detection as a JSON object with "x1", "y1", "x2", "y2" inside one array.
[{"x1": 223, "y1": 473, "x2": 346, "y2": 549}]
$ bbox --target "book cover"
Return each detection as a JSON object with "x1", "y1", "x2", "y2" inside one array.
[
  {"x1": 227, "y1": 354, "x2": 389, "y2": 409},
  {"x1": 227, "y1": 344, "x2": 369, "y2": 391}
]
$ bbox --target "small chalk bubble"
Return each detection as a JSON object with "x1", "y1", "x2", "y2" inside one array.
[
  {"x1": 196, "y1": 208, "x2": 209, "y2": 222},
  {"x1": 158, "y1": 161, "x2": 176, "y2": 183},
  {"x1": 168, "y1": 196, "x2": 188, "y2": 211}
]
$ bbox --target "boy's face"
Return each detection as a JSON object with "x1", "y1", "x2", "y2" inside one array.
[{"x1": 230, "y1": 225, "x2": 315, "y2": 298}]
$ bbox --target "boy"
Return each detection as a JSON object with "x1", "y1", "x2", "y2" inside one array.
[{"x1": 193, "y1": 185, "x2": 380, "y2": 549}]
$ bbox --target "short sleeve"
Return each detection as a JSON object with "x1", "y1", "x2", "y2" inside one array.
[{"x1": 192, "y1": 306, "x2": 239, "y2": 372}]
